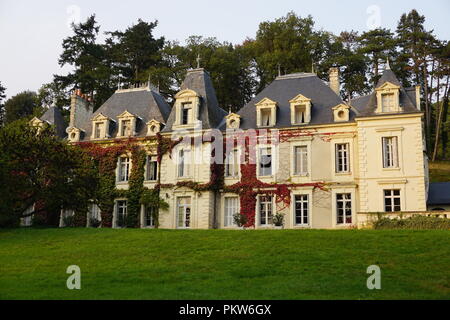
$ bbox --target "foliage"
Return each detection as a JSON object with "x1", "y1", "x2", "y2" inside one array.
[
  {"x1": 3, "y1": 91, "x2": 38, "y2": 124},
  {"x1": 0, "y1": 81, "x2": 6, "y2": 125},
  {"x1": 89, "y1": 218, "x2": 101, "y2": 228},
  {"x1": 233, "y1": 212, "x2": 248, "y2": 228},
  {"x1": 0, "y1": 120, "x2": 97, "y2": 227},
  {"x1": 273, "y1": 213, "x2": 285, "y2": 226},
  {"x1": 374, "y1": 216, "x2": 450, "y2": 230}
]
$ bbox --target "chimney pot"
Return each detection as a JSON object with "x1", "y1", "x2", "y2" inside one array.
[{"x1": 329, "y1": 67, "x2": 340, "y2": 96}]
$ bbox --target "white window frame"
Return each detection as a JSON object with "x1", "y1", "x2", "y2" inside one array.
[
  {"x1": 142, "y1": 204, "x2": 156, "y2": 228},
  {"x1": 177, "y1": 148, "x2": 192, "y2": 178},
  {"x1": 224, "y1": 148, "x2": 240, "y2": 178},
  {"x1": 335, "y1": 143, "x2": 350, "y2": 173},
  {"x1": 224, "y1": 196, "x2": 239, "y2": 227},
  {"x1": 382, "y1": 137, "x2": 398, "y2": 168},
  {"x1": 258, "y1": 146, "x2": 273, "y2": 177},
  {"x1": 114, "y1": 199, "x2": 128, "y2": 228},
  {"x1": 258, "y1": 195, "x2": 274, "y2": 226},
  {"x1": 145, "y1": 155, "x2": 158, "y2": 181},
  {"x1": 294, "y1": 194, "x2": 309, "y2": 226},
  {"x1": 293, "y1": 145, "x2": 308, "y2": 176},
  {"x1": 335, "y1": 193, "x2": 352, "y2": 225},
  {"x1": 176, "y1": 196, "x2": 191, "y2": 229},
  {"x1": 384, "y1": 189, "x2": 401, "y2": 212},
  {"x1": 117, "y1": 156, "x2": 131, "y2": 182}
]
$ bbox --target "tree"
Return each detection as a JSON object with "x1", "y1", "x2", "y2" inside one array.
[
  {"x1": 106, "y1": 19, "x2": 165, "y2": 85},
  {"x1": 3, "y1": 91, "x2": 38, "y2": 124},
  {"x1": 54, "y1": 15, "x2": 114, "y2": 110},
  {"x1": 0, "y1": 120, "x2": 97, "y2": 227},
  {"x1": 358, "y1": 28, "x2": 397, "y2": 85},
  {"x1": 0, "y1": 81, "x2": 6, "y2": 125}
]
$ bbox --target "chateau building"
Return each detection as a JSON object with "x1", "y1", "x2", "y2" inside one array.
[{"x1": 51, "y1": 64, "x2": 435, "y2": 229}]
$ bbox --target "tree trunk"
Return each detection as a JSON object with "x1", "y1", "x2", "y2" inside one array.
[{"x1": 432, "y1": 76, "x2": 449, "y2": 161}]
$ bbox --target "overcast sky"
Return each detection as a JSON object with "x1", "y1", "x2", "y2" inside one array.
[{"x1": 0, "y1": 0, "x2": 449, "y2": 99}]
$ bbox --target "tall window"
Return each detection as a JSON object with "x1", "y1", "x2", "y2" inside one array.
[
  {"x1": 381, "y1": 93, "x2": 395, "y2": 112},
  {"x1": 335, "y1": 143, "x2": 349, "y2": 173},
  {"x1": 259, "y1": 195, "x2": 273, "y2": 225},
  {"x1": 224, "y1": 197, "x2": 238, "y2": 227},
  {"x1": 294, "y1": 105, "x2": 306, "y2": 124},
  {"x1": 225, "y1": 149, "x2": 239, "y2": 178},
  {"x1": 178, "y1": 149, "x2": 191, "y2": 178},
  {"x1": 382, "y1": 137, "x2": 398, "y2": 168},
  {"x1": 294, "y1": 146, "x2": 308, "y2": 175},
  {"x1": 116, "y1": 200, "x2": 127, "y2": 227},
  {"x1": 121, "y1": 119, "x2": 131, "y2": 136},
  {"x1": 118, "y1": 157, "x2": 130, "y2": 182},
  {"x1": 94, "y1": 122, "x2": 102, "y2": 139},
  {"x1": 259, "y1": 147, "x2": 272, "y2": 176},
  {"x1": 177, "y1": 197, "x2": 191, "y2": 228},
  {"x1": 146, "y1": 155, "x2": 158, "y2": 181},
  {"x1": 384, "y1": 189, "x2": 401, "y2": 212},
  {"x1": 89, "y1": 203, "x2": 101, "y2": 221},
  {"x1": 181, "y1": 102, "x2": 192, "y2": 125},
  {"x1": 144, "y1": 205, "x2": 156, "y2": 227},
  {"x1": 294, "y1": 194, "x2": 309, "y2": 225},
  {"x1": 336, "y1": 193, "x2": 352, "y2": 224},
  {"x1": 260, "y1": 108, "x2": 271, "y2": 126}
]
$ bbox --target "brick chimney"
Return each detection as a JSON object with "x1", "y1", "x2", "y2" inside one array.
[
  {"x1": 329, "y1": 67, "x2": 340, "y2": 96},
  {"x1": 69, "y1": 89, "x2": 93, "y2": 129}
]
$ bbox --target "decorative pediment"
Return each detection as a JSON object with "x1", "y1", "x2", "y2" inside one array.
[
  {"x1": 375, "y1": 82, "x2": 400, "y2": 92},
  {"x1": 91, "y1": 113, "x2": 110, "y2": 121},
  {"x1": 289, "y1": 94, "x2": 311, "y2": 104},
  {"x1": 147, "y1": 119, "x2": 162, "y2": 135},
  {"x1": 117, "y1": 110, "x2": 137, "y2": 119},
  {"x1": 225, "y1": 113, "x2": 241, "y2": 129},
  {"x1": 175, "y1": 89, "x2": 199, "y2": 99},
  {"x1": 255, "y1": 97, "x2": 277, "y2": 108},
  {"x1": 29, "y1": 117, "x2": 44, "y2": 127},
  {"x1": 290, "y1": 94, "x2": 312, "y2": 125},
  {"x1": 332, "y1": 104, "x2": 350, "y2": 122}
]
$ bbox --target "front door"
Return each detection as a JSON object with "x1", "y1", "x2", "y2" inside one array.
[{"x1": 177, "y1": 197, "x2": 191, "y2": 228}]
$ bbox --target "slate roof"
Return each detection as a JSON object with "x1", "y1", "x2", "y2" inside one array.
[
  {"x1": 428, "y1": 182, "x2": 450, "y2": 205},
  {"x1": 80, "y1": 87, "x2": 170, "y2": 141},
  {"x1": 39, "y1": 106, "x2": 67, "y2": 138},
  {"x1": 350, "y1": 68, "x2": 420, "y2": 117},
  {"x1": 162, "y1": 68, "x2": 227, "y2": 132},
  {"x1": 231, "y1": 73, "x2": 352, "y2": 130}
]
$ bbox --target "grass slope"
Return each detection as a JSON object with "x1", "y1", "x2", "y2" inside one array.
[
  {"x1": 429, "y1": 161, "x2": 450, "y2": 182},
  {"x1": 0, "y1": 228, "x2": 449, "y2": 300}
]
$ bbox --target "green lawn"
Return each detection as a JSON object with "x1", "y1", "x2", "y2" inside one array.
[
  {"x1": 429, "y1": 161, "x2": 450, "y2": 182},
  {"x1": 0, "y1": 228, "x2": 449, "y2": 300}
]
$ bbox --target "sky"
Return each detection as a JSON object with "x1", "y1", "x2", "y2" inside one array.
[{"x1": 0, "y1": 0, "x2": 449, "y2": 99}]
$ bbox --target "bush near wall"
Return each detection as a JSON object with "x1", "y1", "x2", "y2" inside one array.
[{"x1": 374, "y1": 216, "x2": 450, "y2": 230}]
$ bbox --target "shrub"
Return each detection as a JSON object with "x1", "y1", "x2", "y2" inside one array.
[
  {"x1": 374, "y1": 215, "x2": 450, "y2": 230},
  {"x1": 89, "y1": 218, "x2": 101, "y2": 228},
  {"x1": 273, "y1": 213, "x2": 285, "y2": 226},
  {"x1": 233, "y1": 212, "x2": 248, "y2": 227}
]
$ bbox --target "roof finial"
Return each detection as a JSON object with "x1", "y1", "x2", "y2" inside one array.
[
  {"x1": 228, "y1": 107, "x2": 231, "y2": 114},
  {"x1": 386, "y1": 57, "x2": 391, "y2": 70},
  {"x1": 311, "y1": 61, "x2": 315, "y2": 74},
  {"x1": 117, "y1": 79, "x2": 121, "y2": 90},
  {"x1": 278, "y1": 63, "x2": 281, "y2": 77},
  {"x1": 196, "y1": 53, "x2": 201, "y2": 69}
]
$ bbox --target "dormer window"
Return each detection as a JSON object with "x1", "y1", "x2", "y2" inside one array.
[
  {"x1": 91, "y1": 113, "x2": 110, "y2": 140},
  {"x1": 256, "y1": 98, "x2": 277, "y2": 127},
  {"x1": 182, "y1": 102, "x2": 193, "y2": 125},
  {"x1": 117, "y1": 110, "x2": 137, "y2": 138},
  {"x1": 289, "y1": 94, "x2": 311, "y2": 125},
  {"x1": 332, "y1": 104, "x2": 350, "y2": 122},
  {"x1": 225, "y1": 113, "x2": 241, "y2": 129},
  {"x1": 375, "y1": 82, "x2": 401, "y2": 114},
  {"x1": 94, "y1": 122, "x2": 102, "y2": 139},
  {"x1": 121, "y1": 120, "x2": 131, "y2": 136},
  {"x1": 67, "y1": 127, "x2": 82, "y2": 142},
  {"x1": 381, "y1": 93, "x2": 395, "y2": 112},
  {"x1": 173, "y1": 89, "x2": 200, "y2": 128},
  {"x1": 146, "y1": 119, "x2": 162, "y2": 136}
]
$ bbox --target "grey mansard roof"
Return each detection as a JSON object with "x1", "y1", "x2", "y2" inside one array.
[
  {"x1": 350, "y1": 68, "x2": 420, "y2": 117},
  {"x1": 162, "y1": 68, "x2": 227, "y2": 132},
  {"x1": 232, "y1": 73, "x2": 354, "y2": 130},
  {"x1": 39, "y1": 106, "x2": 67, "y2": 138},
  {"x1": 81, "y1": 87, "x2": 170, "y2": 141}
]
